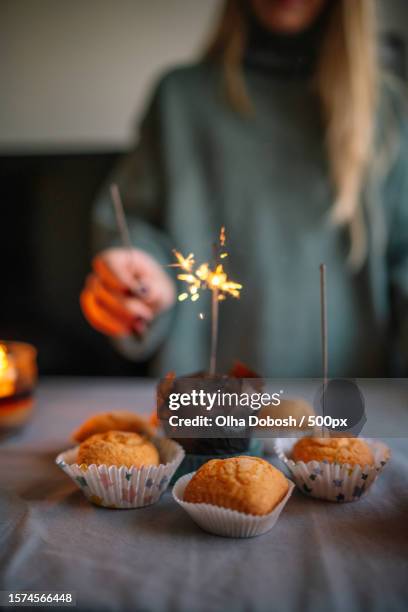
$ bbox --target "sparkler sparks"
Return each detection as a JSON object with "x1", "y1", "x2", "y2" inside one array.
[
  {"x1": 170, "y1": 227, "x2": 242, "y2": 376},
  {"x1": 172, "y1": 228, "x2": 242, "y2": 303},
  {"x1": 169, "y1": 250, "x2": 195, "y2": 272},
  {"x1": 220, "y1": 226, "x2": 226, "y2": 246}
]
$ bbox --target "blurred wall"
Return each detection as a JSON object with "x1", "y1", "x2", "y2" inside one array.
[
  {"x1": 2, "y1": 0, "x2": 407, "y2": 154},
  {"x1": 0, "y1": 0, "x2": 220, "y2": 375},
  {"x1": 0, "y1": 0, "x2": 219, "y2": 152}
]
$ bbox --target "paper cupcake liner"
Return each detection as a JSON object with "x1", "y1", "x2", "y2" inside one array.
[
  {"x1": 56, "y1": 437, "x2": 184, "y2": 509},
  {"x1": 274, "y1": 438, "x2": 390, "y2": 503},
  {"x1": 172, "y1": 471, "x2": 294, "y2": 538}
]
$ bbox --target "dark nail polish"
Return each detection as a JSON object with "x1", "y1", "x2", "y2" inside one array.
[{"x1": 134, "y1": 318, "x2": 146, "y2": 335}]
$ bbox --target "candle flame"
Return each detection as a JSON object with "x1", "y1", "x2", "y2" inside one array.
[
  {"x1": 0, "y1": 345, "x2": 8, "y2": 374},
  {"x1": 0, "y1": 344, "x2": 17, "y2": 398},
  {"x1": 171, "y1": 228, "x2": 242, "y2": 302}
]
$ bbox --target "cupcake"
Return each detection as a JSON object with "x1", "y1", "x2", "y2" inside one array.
[
  {"x1": 184, "y1": 456, "x2": 288, "y2": 514},
  {"x1": 275, "y1": 435, "x2": 390, "y2": 503},
  {"x1": 257, "y1": 398, "x2": 315, "y2": 454},
  {"x1": 157, "y1": 362, "x2": 265, "y2": 481},
  {"x1": 292, "y1": 437, "x2": 374, "y2": 467},
  {"x1": 173, "y1": 456, "x2": 294, "y2": 537},
  {"x1": 77, "y1": 431, "x2": 160, "y2": 468},
  {"x1": 71, "y1": 410, "x2": 156, "y2": 442},
  {"x1": 56, "y1": 426, "x2": 184, "y2": 509},
  {"x1": 159, "y1": 372, "x2": 252, "y2": 455}
]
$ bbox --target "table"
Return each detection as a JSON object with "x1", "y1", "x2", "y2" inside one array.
[{"x1": 1, "y1": 378, "x2": 407, "y2": 612}]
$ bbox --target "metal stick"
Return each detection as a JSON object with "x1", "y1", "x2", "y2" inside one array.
[
  {"x1": 209, "y1": 288, "x2": 219, "y2": 376},
  {"x1": 110, "y1": 183, "x2": 133, "y2": 251},
  {"x1": 109, "y1": 184, "x2": 147, "y2": 327},
  {"x1": 320, "y1": 263, "x2": 328, "y2": 435}
]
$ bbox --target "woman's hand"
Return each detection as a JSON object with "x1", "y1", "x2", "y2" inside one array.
[{"x1": 80, "y1": 248, "x2": 176, "y2": 337}]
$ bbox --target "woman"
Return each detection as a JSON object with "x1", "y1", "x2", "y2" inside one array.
[{"x1": 81, "y1": 0, "x2": 408, "y2": 378}]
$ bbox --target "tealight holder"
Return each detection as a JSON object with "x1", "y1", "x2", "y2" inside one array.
[{"x1": 0, "y1": 341, "x2": 38, "y2": 436}]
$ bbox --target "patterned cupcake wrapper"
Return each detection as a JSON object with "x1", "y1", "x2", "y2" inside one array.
[
  {"x1": 274, "y1": 438, "x2": 390, "y2": 503},
  {"x1": 172, "y1": 472, "x2": 295, "y2": 538},
  {"x1": 56, "y1": 437, "x2": 185, "y2": 509}
]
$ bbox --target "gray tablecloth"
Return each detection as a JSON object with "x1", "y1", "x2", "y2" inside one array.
[{"x1": 0, "y1": 378, "x2": 407, "y2": 612}]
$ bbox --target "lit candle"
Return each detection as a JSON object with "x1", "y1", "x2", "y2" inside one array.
[{"x1": 0, "y1": 344, "x2": 17, "y2": 398}]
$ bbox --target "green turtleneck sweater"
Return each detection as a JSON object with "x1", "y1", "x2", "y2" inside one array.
[{"x1": 93, "y1": 62, "x2": 408, "y2": 378}]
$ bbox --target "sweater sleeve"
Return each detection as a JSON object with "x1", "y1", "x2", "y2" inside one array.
[
  {"x1": 92, "y1": 80, "x2": 176, "y2": 361},
  {"x1": 386, "y1": 114, "x2": 408, "y2": 374}
]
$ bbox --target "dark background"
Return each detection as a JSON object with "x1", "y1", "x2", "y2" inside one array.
[{"x1": 0, "y1": 152, "x2": 147, "y2": 376}]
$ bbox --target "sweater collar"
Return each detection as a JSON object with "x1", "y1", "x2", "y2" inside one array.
[{"x1": 243, "y1": 3, "x2": 333, "y2": 79}]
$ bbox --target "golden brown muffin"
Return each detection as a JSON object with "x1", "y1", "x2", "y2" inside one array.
[
  {"x1": 258, "y1": 398, "x2": 315, "y2": 430},
  {"x1": 292, "y1": 437, "x2": 374, "y2": 467},
  {"x1": 77, "y1": 431, "x2": 160, "y2": 468},
  {"x1": 71, "y1": 411, "x2": 156, "y2": 443},
  {"x1": 184, "y1": 456, "x2": 289, "y2": 515}
]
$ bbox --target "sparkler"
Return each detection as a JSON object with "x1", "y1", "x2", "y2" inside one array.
[
  {"x1": 110, "y1": 183, "x2": 147, "y2": 299},
  {"x1": 110, "y1": 183, "x2": 147, "y2": 335},
  {"x1": 320, "y1": 263, "x2": 328, "y2": 437},
  {"x1": 171, "y1": 227, "x2": 242, "y2": 376}
]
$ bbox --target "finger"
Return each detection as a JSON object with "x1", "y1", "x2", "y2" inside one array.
[
  {"x1": 80, "y1": 288, "x2": 129, "y2": 337},
  {"x1": 85, "y1": 275, "x2": 134, "y2": 327},
  {"x1": 133, "y1": 318, "x2": 148, "y2": 335},
  {"x1": 87, "y1": 275, "x2": 154, "y2": 325},
  {"x1": 132, "y1": 273, "x2": 174, "y2": 311},
  {"x1": 93, "y1": 250, "x2": 149, "y2": 296},
  {"x1": 93, "y1": 257, "x2": 130, "y2": 294},
  {"x1": 138, "y1": 281, "x2": 161, "y2": 306}
]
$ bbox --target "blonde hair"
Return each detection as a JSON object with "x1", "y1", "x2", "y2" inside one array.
[{"x1": 205, "y1": 0, "x2": 379, "y2": 268}]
